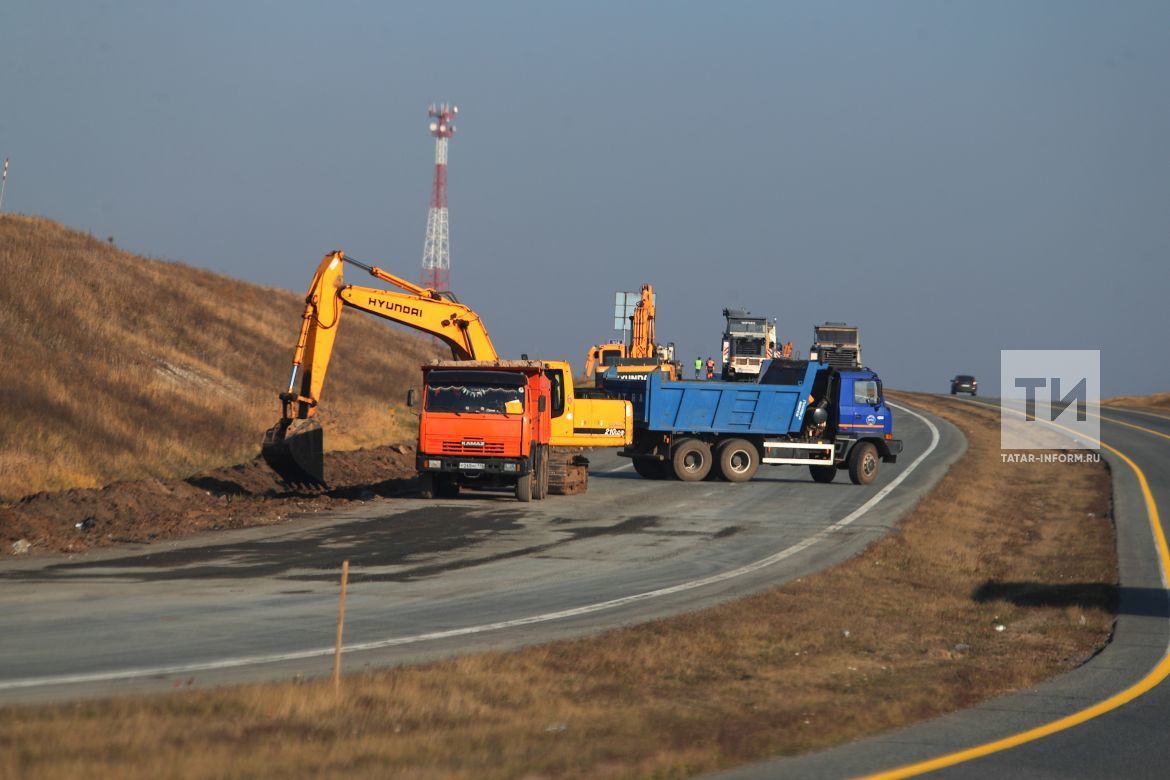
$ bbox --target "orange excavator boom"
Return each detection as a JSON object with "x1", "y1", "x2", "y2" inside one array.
[{"x1": 262, "y1": 251, "x2": 497, "y2": 485}]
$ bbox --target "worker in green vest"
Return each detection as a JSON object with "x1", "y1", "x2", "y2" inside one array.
[{"x1": 693, "y1": 356, "x2": 702, "y2": 380}]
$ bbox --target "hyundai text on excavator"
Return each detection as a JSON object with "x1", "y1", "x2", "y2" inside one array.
[
  {"x1": 261, "y1": 251, "x2": 632, "y2": 497},
  {"x1": 584, "y1": 283, "x2": 678, "y2": 383}
]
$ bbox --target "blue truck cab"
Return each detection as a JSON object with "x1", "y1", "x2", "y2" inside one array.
[{"x1": 599, "y1": 359, "x2": 902, "y2": 485}]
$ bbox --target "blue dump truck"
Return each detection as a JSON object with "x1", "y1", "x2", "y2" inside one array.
[{"x1": 599, "y1": 359, "x2": 903, "y2": 484}]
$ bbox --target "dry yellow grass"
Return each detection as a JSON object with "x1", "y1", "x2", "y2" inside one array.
[
  {"x1": 0, "y1": 394, "x2": 1116, "y2": 778},
  {"x1": 0, "y1": 214, "x2": 438, "y2": 501},
  {"x1": 1104, "y1": 391, "x2": 1170, "y2": 410}
]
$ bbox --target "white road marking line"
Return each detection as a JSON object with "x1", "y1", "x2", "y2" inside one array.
[
  {"x1": 602, "y1": 462, "x2": 634, "y2": 472},
  {"x1": 0, "y1": 404, "x2": 940, "y2": 691}
]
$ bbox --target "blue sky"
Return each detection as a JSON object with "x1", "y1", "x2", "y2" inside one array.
[{"x1": 2, "y1": 1, "x2": 1167, "y2": 394}]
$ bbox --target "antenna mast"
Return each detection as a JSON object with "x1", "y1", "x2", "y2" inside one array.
[{"x1": 421, "y1": 103, "x2": 457, "y2": 291}]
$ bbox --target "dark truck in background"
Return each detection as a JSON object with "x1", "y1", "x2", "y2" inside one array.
[{"x1": 808, "y1": 322, "x2": 861, "y2": 369}]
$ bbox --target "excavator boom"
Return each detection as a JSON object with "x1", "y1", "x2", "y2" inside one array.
[{"x1": 262, "y1": 251, "x2": 497, "y2": 485}]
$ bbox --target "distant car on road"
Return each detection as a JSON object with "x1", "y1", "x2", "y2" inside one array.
[{"x1": 951, "y1": 374, "x2": 978, "y2": 396}]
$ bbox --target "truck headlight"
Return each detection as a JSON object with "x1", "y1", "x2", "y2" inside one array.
[
  {"x1": 503, "y1": 463, "x2": 518, "y2": 472},
  {"x1": 426, "y1": 459, "x2": 442, "y2": 469}
]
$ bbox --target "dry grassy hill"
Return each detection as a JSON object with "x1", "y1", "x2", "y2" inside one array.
[
  {"x1": 1104, "y1": 392, "x2": 1170, "y2": 410},
  {"x1": 0, "y1": 214, "x2": 438, "y2": 502}
]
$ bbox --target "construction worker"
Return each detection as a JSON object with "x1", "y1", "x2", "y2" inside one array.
[
  {"x1": 694, "y1": 356, "x2": 702, "y2": 380},
  {"x1": 706, "y1": 357, "x2": 716, "y2": 380}
]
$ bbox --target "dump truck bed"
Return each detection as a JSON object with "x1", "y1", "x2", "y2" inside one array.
[{"x1": 601, "y1": 361, "x2": 820, "y2": 436}]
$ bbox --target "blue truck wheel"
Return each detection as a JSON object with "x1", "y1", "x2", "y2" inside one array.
[
  {"x1": 848, "y1": 442, "x2": 879, "y2": 485},
  {"x1": 717, "y1": 439, "x2": 759, "y2": 482},
  {"x1": 672, "y1": 439, "x2": 713, "y2": 481}
]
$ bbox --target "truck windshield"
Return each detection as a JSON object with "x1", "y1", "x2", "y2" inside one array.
[
  {"x1": 815, "y1": 330, "x2": 857, "y2": 345},
  {"x1": 426, "y1": 383, "x2": 524, "y2": 415},
  {"x1": 728, "y1": 320, "x2": 765, "y2": 334}
]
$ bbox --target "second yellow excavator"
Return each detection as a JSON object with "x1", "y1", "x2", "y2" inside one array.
[
  {"x1": 584, "y1": 283, "x2": 679, "y2": 382},
  {"x1": 262, "y1": 251, "x2": 631, "y2": 492}
]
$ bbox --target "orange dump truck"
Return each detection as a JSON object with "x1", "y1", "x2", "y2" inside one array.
[{"x1": 413, "y1": 360, "x2": 554, "y2": 502}]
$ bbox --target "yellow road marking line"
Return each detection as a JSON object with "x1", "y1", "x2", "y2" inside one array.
[
  {"x1": 862, "y1": 400, "x2": 1168, "y2": 779},
  {"x1": 1103, "y1": 406, "x2": 1170, "y2": 423},
  {"x1": 1097, "y1": 412, "x2": 1170, "y2": 443}
]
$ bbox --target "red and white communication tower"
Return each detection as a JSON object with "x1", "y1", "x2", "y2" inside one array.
[{"x1": 421, "y1": 102, "x2": 457, "y2": 291}]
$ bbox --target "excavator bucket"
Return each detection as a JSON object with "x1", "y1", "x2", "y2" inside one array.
[{"x1": 261, "y1": 418, "x2": 325, "y2": 487}]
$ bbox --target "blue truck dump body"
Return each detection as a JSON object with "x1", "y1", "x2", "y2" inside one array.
[{"x1": 600, "y1": 361, "x2": 822, "y2": 436}]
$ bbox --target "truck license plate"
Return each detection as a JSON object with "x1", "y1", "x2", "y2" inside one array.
[{"x1": 459, "y1": 462, "x2": 486, "y2": 470}]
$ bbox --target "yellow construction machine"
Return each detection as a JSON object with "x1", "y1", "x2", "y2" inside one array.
[
  {"x1": 584, "y1": 283, "x2": 678, "y2": 382},
  {"x1": 262, "y1": 251, "x2": 631, "y2": 492}
]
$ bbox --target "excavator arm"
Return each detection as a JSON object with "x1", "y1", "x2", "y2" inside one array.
[
  {"x1": 629, "y1": 283, "x2": 656, "y2": 359},
  {"x1": 262, "y1": 251, "x2": 497, "y2": 485}
]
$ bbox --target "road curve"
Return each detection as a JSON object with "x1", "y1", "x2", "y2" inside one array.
[
  {"x1": 712, "y1": 401, "x2": 1170, "y2": 780},
  {"x1": 0, "y1": 402, "x2": 958, "y2": 705}
]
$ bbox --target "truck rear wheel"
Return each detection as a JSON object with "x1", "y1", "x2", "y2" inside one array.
[
  {"x1": 515, "y1": 471, "x2": 532, "y2": 502},
  {"x1": 672, "y1": 439, "x2": 712, "y2": 482},
  {"x1": 632, "y1": 458, "x2": 669, "y2": 479},
  {"x1": 848, "y1": 442, "x2": 879, "y2": 485},
  {"x1": 809, "y1": 465, "x2": 837, "y2": 483},
  {"x1": 717, "y1": 438, "x2": 758, "y2": 482}
]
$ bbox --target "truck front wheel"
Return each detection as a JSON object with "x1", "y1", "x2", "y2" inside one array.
[
  {"x1": 418, "y1": 473, "x2": 435, "y2": 499},
  {"x1": 809, "y1": 464, "x2": 837, "y2": 483},
  {"x1": 436, "y1": 474, "x2": 460, "y2": 498},
  {"x1": 672, "y1": 439, "x2": 712, "y2": 481},
  {"x1": 515, "y1": 472, "x2": 533, "y2": 502},
  {"x1": 848, "y1": 442, "x2": 879, "y2": 485},
  {"x1": 717, "y1": 439, "x2": 759, "y2": 482},
  {"x1": 532, "y1": 445, "x2": 549, "y2": 500}
]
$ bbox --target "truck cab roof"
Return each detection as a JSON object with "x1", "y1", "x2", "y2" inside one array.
[{"x1": 424, "y1": 369, "x2": 529, "y2": 387}]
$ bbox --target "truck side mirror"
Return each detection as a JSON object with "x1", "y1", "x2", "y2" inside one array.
[
  {"x1": 538, "y1": 396, "x2": 547, "y2": 413},
  {"x1": 406, "y1": 388, "x2": 417, "y2": 408}
]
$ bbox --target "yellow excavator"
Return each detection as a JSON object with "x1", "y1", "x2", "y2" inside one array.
[
  {"x1": 262, "y1": 251, "x2": 631, "y2": 491},
  {"x1": 584, "y1": 283, "x2": 678, "y2": 382}
]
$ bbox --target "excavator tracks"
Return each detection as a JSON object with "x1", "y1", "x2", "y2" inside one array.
[{"x1": 548, "y1": 449, "x2": 589, "y2": 495}]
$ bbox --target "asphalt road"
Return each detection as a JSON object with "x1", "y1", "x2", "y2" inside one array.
[
  {"x1": 714, "y1": 400, "x2": 1170, "y2": 780},
  {"x1": 0, "y1": 402, "x2": 958, "y2": 705}
]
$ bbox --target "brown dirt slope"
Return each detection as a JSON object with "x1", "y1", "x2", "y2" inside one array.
[
  {"x1": 1, "y1": 443, "x2": 418, "y2": 556},
  {"x1": 0, "y1": 214, "x2": 437, "y2": 502}
]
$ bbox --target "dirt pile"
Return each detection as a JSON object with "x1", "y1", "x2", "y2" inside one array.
[{"x1": 1, "y1": 446, "x2": 418, "y2": 557}]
